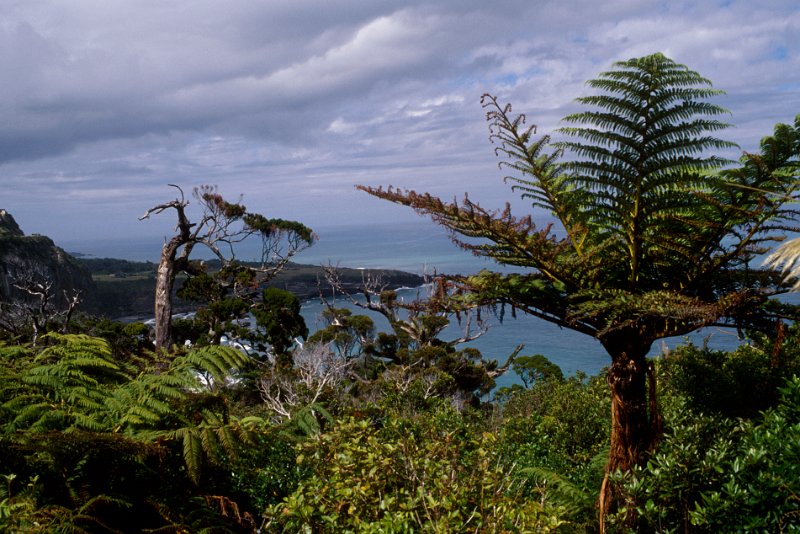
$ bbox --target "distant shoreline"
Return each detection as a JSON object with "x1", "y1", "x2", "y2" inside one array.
[{"x1": 79, "y1": 257, "x2": 425, "y2": 320}]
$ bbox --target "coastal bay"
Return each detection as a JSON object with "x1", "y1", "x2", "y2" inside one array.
[{"x1": 67, "y1": 220, "x2": 744, "y2": 386}]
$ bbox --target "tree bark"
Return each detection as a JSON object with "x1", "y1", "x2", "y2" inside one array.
[
  {"x1": 154, "y1": 238, "x2": 203, "y2": 351},
  {"x1": 153, "y1": 240, "x2": 180, "y2": 350},
  {"x1": 142, "y1": 189, "x2": 197, "y2": 352},
  {"x1": 598, "y1": 335, "x2": 662, "y2": 533}
]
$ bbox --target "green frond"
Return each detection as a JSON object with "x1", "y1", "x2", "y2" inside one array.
[
  {"x1": 70, "y1": 412, "x2": 107, "y2": 432},
  {"x1": 0, "y1": 344, "x2": 31, "y2": 360},
  {"x1": 181, "y1": 429, "x2": 204, "y2": 484},
  {"x1": 519, "y1": 466, "x2": 596, "y2": 511},
  {"x1": 548, "y1": 53, "x2": 743, "y2": 290},
  {"x1": 174, "y1": 345, "x2": 250, "y2": 385},
  {"x1": 160, "y1": 412, "x2": 270, "y2": 484},
  {"x1": 35, "y1": 334, "x2": 114, "y2": 363},
  {"x1": 4, "y1": 399, "x2": 51, "y2": 430},
  {"x1": 27, "y1": 410, "x2": 73, "y2": 432},
  {"x1": 215, "y1": 424, "x2": 240, "y2": 456},
  {"x1": 117, "y1": 404, "x2": 165, "y2": 427},
  {"x1": 198, "y1": 408, "x2": 224, "y2": 427},
  {"x1": 238, "y1": 415, "x2": 267, "y2": 429},
  {"x1": 199, "y1": 426, "x2": 220, "y2": 463}
]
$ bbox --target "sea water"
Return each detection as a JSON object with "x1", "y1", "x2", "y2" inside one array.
[{"x1": 63, "y1": 220, "x2": 746, "y2": 388}]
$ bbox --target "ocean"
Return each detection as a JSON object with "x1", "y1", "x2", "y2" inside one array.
[{"x1": 62, "y1": 220, "x2": 745, "y2": 389}]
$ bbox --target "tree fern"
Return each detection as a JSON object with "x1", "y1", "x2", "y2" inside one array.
[
  {"x1": 361, "y1": 53, "x2": 800, "y2": 525},
  {"x1": 554, "y1": 53, "x2": 738, "y2": 290},
  {"x1": 2, "y1": 334, "x2": 121, "y2": 432},
  {"x1": 164, "y1": 411, "x2": 265, "y2": 484},
  {"x1": 3, "y1": 333, "x2": 266, "y2": 486}
]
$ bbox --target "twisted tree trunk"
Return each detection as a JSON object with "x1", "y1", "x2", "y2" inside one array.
[
  {"x1": 153, "y1": 240, "x2": 179, "y2": 350},
  {"x1": 142, "y1": 189, "x2": 197, "y2": 352}
]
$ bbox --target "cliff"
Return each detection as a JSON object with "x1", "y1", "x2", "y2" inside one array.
[{"x1": 0, "y1": 211, "x2": 96, "y2": 308}]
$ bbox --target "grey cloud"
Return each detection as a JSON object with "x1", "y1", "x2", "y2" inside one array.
[{"x1": 1, "y1": 0, "x2": 798, "y2": 242}]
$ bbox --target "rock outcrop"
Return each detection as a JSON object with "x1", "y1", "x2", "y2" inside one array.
[
  {"x1": 0, "y1": 209, "x2": 23, "y2": 237},
  {"x1": 0, "y1": 210, "x2": 95, "y2": 308}
]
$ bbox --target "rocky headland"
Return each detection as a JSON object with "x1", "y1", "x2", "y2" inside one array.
[
  {"x1": 0, "y1": 210, "x2": 96, "y2": 309},
  {"x1": 0, "y1": 210, "x2": 423, "y2": 320}
]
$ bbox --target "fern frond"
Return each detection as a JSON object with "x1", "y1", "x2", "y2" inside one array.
[
  {"x1": 181, "y1": 429, "x2": 204, "y2": 484},
  {"x1": 519, "y1": 465, "x2": 596, "y2": 511},
  {"x1": 172, "y1": 345, "x2": 250, "y2": 388},
  {"x1": 70, "y1": 412, "x2": 107, "y2": 432}
]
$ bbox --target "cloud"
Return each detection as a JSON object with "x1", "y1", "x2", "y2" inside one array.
[{"x1": 1, "y1": 0, "x2": 798, "y2": 244}]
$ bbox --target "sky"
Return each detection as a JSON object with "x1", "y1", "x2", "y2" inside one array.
[{"x1": 2, "y1": 0, "x2": 799, "y2": 245}]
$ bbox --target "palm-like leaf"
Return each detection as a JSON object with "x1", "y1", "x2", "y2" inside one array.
[
  {"x1": 765, "y1": 238, "x2": 800, "y2": 290},
  {"x1": 359, "y1": 52, "x2": 800, "y2": 526}
]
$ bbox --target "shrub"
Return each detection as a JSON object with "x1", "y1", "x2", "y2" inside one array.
[
  {"x1": 621, "y1": 376, "x2": 800, "y2": 532},
  {"x1": 264, "y1": 406, "x2": 566, "y2": 532},
  {"x1": 661, "y1": 338, "x2": 800, "y2": 419},
  {"x1": 497, "y1": 373, "x2": 610, "y2": 529}
]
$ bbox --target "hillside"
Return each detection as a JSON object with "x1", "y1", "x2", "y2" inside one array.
[{"x1": 0, "y1": 210, "x2": 96, "y2": 310}]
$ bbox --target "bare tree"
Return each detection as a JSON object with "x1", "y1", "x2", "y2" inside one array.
[
  {"x1": 140, "y1": 185, "x2": 314, "y2": 350},
  {"x1": 258, "y1": 343, "x2": 353, "y2": 422},
  {"x1": 320, "y1": 265, "x2": 519, "y2": 399},
  {"x1": 0, "y1": 261, "x2": 82, "y2": 346},
  {"x1": 320, "y1": 265, "x2": 489, "y2": 350}
]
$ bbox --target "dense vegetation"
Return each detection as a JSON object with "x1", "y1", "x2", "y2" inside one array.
[
  {"x1": 1, "y1": 53, "x2": 799, "y2": 532},
  {"x1": 2, "y1": 323, "x2": 800, "y2": 531}
]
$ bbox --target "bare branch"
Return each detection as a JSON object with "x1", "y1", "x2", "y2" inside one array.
[{"x1": 258, "y1": 344, "x2": 353, "y2": 423}]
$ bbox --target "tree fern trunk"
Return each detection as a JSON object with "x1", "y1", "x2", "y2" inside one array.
[{"x1": 598, "y1": 337, "x2": 661, "y2": 532}]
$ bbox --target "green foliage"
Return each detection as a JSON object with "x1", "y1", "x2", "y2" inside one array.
[
  {"x1": 307, "y1": 307, "x2": 376, "y2": 361},
  {"x1": 500, "y1": 372, "x2": 609, "y2": 469},
  {"x1": 620, "y1": 376, "x2": 800, "y2": 532},
  {"x1": 2, "y1": 333, "x2": 127, "y2": 432},
  {"x1": 4, "y1": 316, "x2": 800, "y2": 531},
  {"x1": 309, "y1": 311, "x2": 498, "y2": 404},
  {"x1": 497, "y1": 373, "x2": 610, "y2": 528},
  {"x1": 178, "y1": 271, "x2": 226, "y2": 302},
  {"x1": 661, "y1": 338, "x2": 800, "y2": 418},
  {"x1": 0, "y1": 432, "x2": 176, "y2": 532},
  {"x1": 228, "y1": 431, "x2": 303, "y2": 512},
  {"x1": 0, "y1": 473, "x2": 37, "y2": 532},
  {"x1": 265, "y1": 407, "x2": 567, "y2": 532},
  {"x1": 556, "y1": 53, "x2": 736, "y2": 282},
  {"x1": 253, "y1": 287, "x2": 308, "y2": 361},
  {"x1": 1, "y1": 333, "x2": 263, "y2": 487},
  {"x1": 511, "y1": 354, "x2": 564, "y2": 388},
  {"x1": 172, "y1": 315, "x2": 209, "y2": 346},
  {"x1": 243, "y1": 213, "x2": 315, "y2": 246},
  {"x1": 177, "y1": 271, "x2": 251, "y2": 345},
  {"x1": 164, "y1": 410, "x2": 264, "y2": 484}
]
